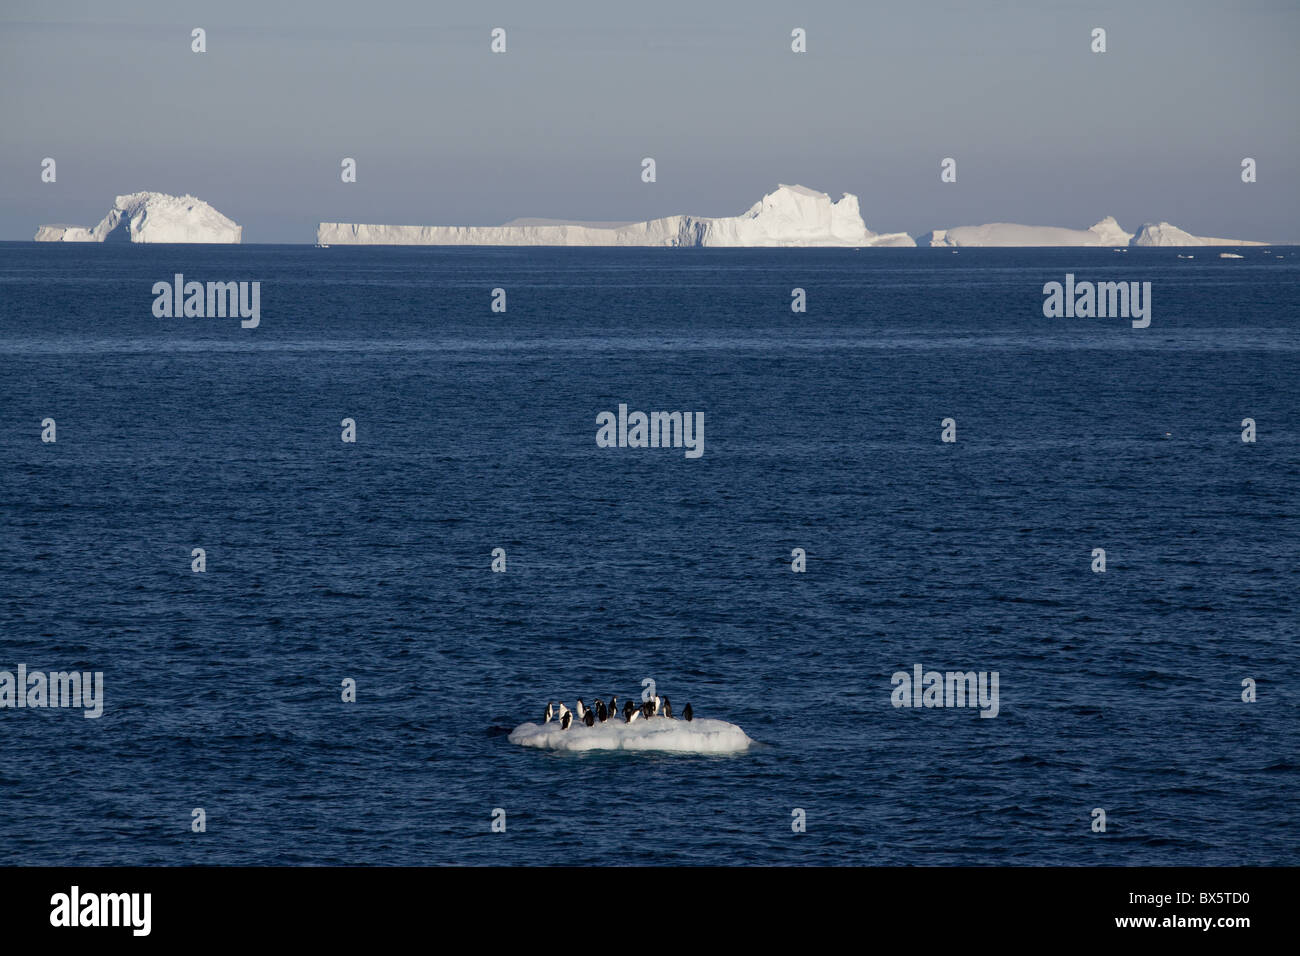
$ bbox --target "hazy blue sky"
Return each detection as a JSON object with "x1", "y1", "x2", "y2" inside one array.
[{"x1": 1, "y1": 0, "x2": 1296, "y2": 241}]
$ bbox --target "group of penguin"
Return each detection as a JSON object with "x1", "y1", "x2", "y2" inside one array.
[{"x1": 544, "y1": 694, "x2": 693, "y2": 730}]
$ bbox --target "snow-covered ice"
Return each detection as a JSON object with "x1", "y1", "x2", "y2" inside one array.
[
  {"x1": 919, "y1": 216, "x2": 1133, "y2": 248},
  {"x1": 35, "y1": 192, "x2": 242, "y2": 243},
  {"x1": 317, "y1": 184, "x2": 915, "y2": 248},
  {"x1": 508, "y1": 717, "x2": 754, "y2": 754},
  {"x1": 920, "y1": 215, "x2": 1268, "y2": 248},
  {"x1": 1130, "y1": 221, "x2": 1266, "y2": 247}
]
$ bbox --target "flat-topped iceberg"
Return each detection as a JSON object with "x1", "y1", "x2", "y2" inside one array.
[
  {"x1": 318, "y1": 184, "x2": 915, "y2": 248},
  {"x1": 1130, "y1": 221, "x2": 1267, "y2": 247},
  {"x1": 919, "y1": 215, "x2": 1269, "y2": 248},
  {"x1": 508, "y1": 717, "x2": 754, "y2": 753},
  {"x1": 920, "y1": 216, "x2": 1133, "y2": 248},
  {"x1": 35, "y1": 192, "x2": 242, "y2": 243}
]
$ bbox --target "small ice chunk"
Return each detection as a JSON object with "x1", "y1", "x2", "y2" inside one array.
[{"x1": 508, "y1": 717, "x2": 754, "y2": 754}]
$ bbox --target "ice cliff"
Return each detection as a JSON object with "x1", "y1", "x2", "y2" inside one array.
[
  {"x1": 35, "y1": 192, "x2": 242, "y2": 243},
  {"x1": 317, "y1": 184, "x2": 915, "y2": 247}
]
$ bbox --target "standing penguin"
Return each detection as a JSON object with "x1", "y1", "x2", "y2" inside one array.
[
  {"x1": 661, "y1": 697, "x2": 673, "y2": 719},
  {"x1": 622, "y1": 700, "x2": 635, "y2": 722},
  {"x1": 575, "y1": 699, "x2": 587, "y2": 721},
  {"x1": 584, "y1": 709, "x2": 595, "y2": 727},
  {"x1": 545, "y1": 702, "x2": 555, "y2": 724},
  {"x1": 595, "y1": 699, "x2": 608, "y2": 722},
  {"x1": 641, "y1": 700, "x2": 653, "y2": 720},
  {"x1": 560, "y1": 711, "x2": 573, "y2": 730},
  {"x1": 683, "y1": 703, "x2": 693, "y2": 721},
  {"x1": 609, "y1": 696, "x2": 618, "y2": 718}
]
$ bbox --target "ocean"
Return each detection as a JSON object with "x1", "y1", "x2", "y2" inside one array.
[{"x1": 1, "y1": 243, "x2": 1296, "y2": 865}]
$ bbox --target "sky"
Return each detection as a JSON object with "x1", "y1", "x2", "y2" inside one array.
[{"x1": 1, "y1": 0, "x2": 1297, "y2": 242}]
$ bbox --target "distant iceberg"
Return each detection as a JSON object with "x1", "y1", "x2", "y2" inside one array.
[
  {"x1": 919, "y1": 216, "x2": 1133, "y2": 248},
  {"x1": 508, "y1": 717, "x2": 754, "y2": 753},
  {"x1": 317, "y1": 184, "x2": 915, "y2": 248},
  {"x1": 919, "y1": 215, "x2": 1268, "y2": 248},
  {"x1": 1130, "y1": 222, "x2": 1267, "y2": 247},
  {"x1": 35, "y1": 192, "x2": 241, "y2": 243}
]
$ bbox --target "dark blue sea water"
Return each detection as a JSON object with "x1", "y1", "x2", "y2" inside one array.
[{"x1": 1, "y1": 243, "x2": 1296, "y2": 866}]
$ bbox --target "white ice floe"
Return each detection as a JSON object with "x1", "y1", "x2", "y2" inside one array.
[
  {"x1": 35, "y1": 192, "x2": 242, "y2": 243},
  {"x1": 317, "y1": 184, "x2": 915, "y2": 248},
  {"x1": 508, "y1": 717, "x2": 754, "y2": 754}
]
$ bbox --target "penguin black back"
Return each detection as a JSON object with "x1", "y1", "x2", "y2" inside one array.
[
  {"x1": 561, "y1": 711, "x2": 572, "y2": 729},
  {"x1": 683, "y1": 703, "x2": 693, "y2": 721},
  {"x1": 583, "y1": 709, "x2": 595, "y2": 727},
  {"x1": 662, "y1": 696, "x2": 673, "y2": 719},
  {"x1": 596, "y1": 699, "x2": 607, "y2": 722}
]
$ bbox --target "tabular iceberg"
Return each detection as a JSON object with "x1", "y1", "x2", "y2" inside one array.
[
  {"x1": 1130, "y1": 222, "x2": 1267, "y2": 247},
  {"x1": 919, "y1": 216, "x2": 1134, "y2": 248},
  {"x1": 508, "y1": 717, "x2": 755, "y2": 753},
  {"x1": 35, "y1": 192, "x2": 242, "y2": 243},
  {"x1": 919, "y1": 216, "x2": 1269, "y2": 248},
  {"x1": 317, "y1": 184, "x2": 915, "y2": 248}
]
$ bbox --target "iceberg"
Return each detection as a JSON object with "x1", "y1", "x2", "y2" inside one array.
[
  {"x1": 919, "y1": 216, "x2": 1133, "y2": 248},
  {"x1": 33, "y1": 224, "x2": 88, "y2": 242},
  {"x1": 508, "y1": 717, "x2": 755, "y2": 754},
  {"x1": 35, "y1": 192, "x2": 242, "y2": 243},
  {"x1": 919, "y1": 215, "x2": 1269, "y2": 248},
  {"x1": 317, "y1": 184, "x2": 915, "y2": 248},
  {"x1": 1130, "y1": 221, "x2": 1266, "y2": 247}
]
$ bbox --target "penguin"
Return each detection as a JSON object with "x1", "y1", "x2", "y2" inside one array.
[
  {"x1": 584, "y1": 709, "x2": 595, "y2": 727},
  {"x1": 652, "y1": 695, "x2": 661, "y2": 717},
  {"x1": 661, "y1": 696, "x2": 672, "y2": 720},
  {"x1": 560, "y1": 711, "x2": 572, "y2": 730},
  {"x1": 622, "y1": 700, "x2": 635, "y2": 722},
  {"x1": 641, "y1": 700, "x2": 653, "y2": 720},
  {"x1": 575, "y1": 699, "x2": 586, "y2": 721},
  {"x1": 544, "y1": 702, "x2": 554, "y2": 724},
  {"x1": 595, "y1": 700, "x2": 608, "y2": 722},
  {"x1": 609, "y1": 696, "x2": 618, "y2": 717},
  {"x1": 682, "y1": 703, "x2": 693, "y2": 721},
  {"x1": 627, "y1": 707, "x2": 640, "y2": 724},
  {"x1": 557, "y1": 703, "x2": 570, "y2": 724}
]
